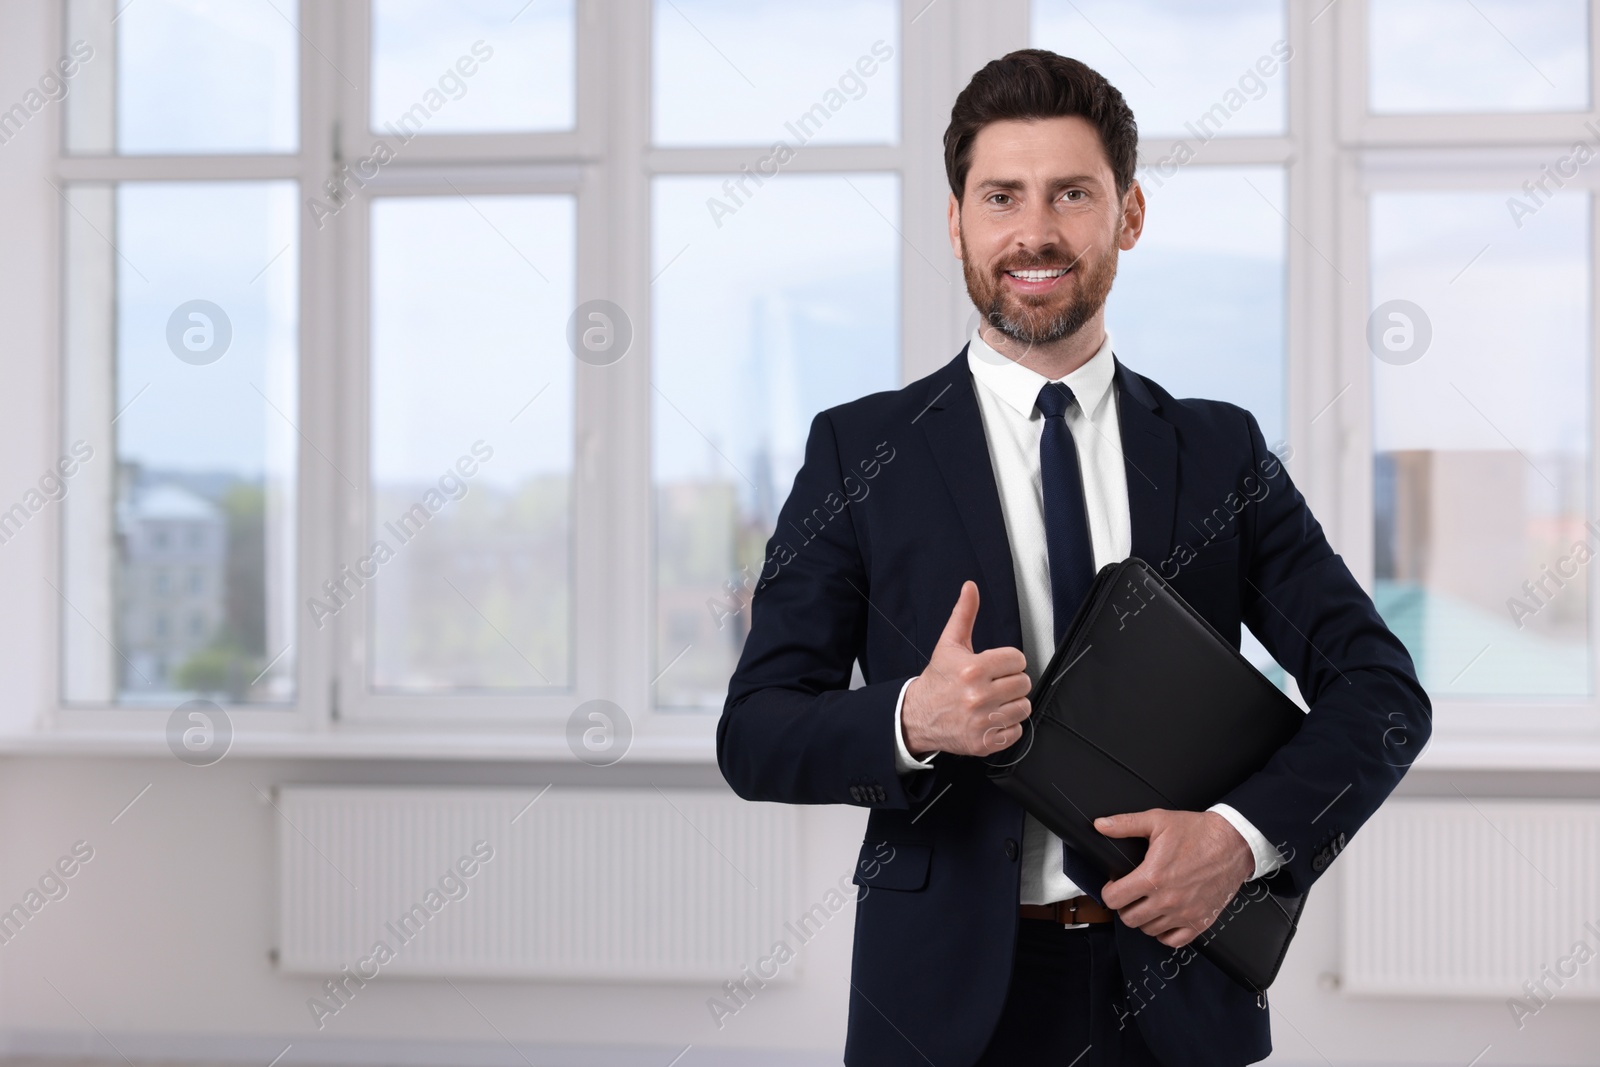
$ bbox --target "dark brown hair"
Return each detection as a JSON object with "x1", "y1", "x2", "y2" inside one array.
[{"x1": 944, "y1": 49, "x2": 1138, "y2": 203}]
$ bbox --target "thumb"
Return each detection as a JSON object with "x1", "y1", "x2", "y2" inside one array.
[
  {"x1": 1094, "y1": 810, "x2": 1160, "y2": 839},
  {"x1": 938, "y1": 580, "x2": 979, "y2": 652}
]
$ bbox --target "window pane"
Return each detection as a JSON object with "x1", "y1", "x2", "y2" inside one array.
[
  {"x1": 61, "y1": 181, "x2": 299, "y2": 705},
  {"x1": 652, "y1": 174, "x2": 900, "y2": 708},
  {"x1": 64, "y1": 0, "x2": 298, "y2": 154},
  {"x1": 653, "y1": 0, "x2": 899, "y2": 146},
  {"x1": 1032, "y1": 0, "x2": 1287, "y2": 138},
  {"x1": 368, "y1": 195, "x2": 575, "y2": 692},
  {"x1": 370, "y1": 0, "x2": 575, "y2": 135},
  {"x1": 1371, "y1": 191, "x2": 1590, "y2": 697},
  {"x1": 1369, "y1": 0, "x2": 1589, "y2": 114},
  {"x1": 1108, "y1": 165, "x2": 1285, "y2": 448}
]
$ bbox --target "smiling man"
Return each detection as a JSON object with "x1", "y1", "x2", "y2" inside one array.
[{"x1": 718, "y1": 50, "x2": 1429, "y2": 1067}]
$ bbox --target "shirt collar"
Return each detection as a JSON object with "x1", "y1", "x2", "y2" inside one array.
[{"x1": 966, "y1": 324, "x2": 1118, "y2": 421}]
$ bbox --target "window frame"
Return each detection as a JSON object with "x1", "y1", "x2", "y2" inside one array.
[
  {"x1": 1331, "y1": 0, "x2": 1600, "y2": 746},
  {"x1": 49, "y1": 0, "x2": 337, "y2": 738},
  {"x1": 327, "y1": 0, "x2": 615, "y2": 724},
  {"x1": 41, "y1": 0, "x2": 1600, "y2": 766}
]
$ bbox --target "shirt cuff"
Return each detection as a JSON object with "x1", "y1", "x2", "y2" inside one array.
[
  {"x1": 1208, "y1": 802, "x2": 1285, "y2": 881},
  {"x1": 892, "y1": 677, "x2": 937, "y2": 775}
]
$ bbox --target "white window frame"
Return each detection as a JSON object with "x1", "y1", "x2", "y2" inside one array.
[
  {"x1": 1328, "y1": 0, "x2": 1600, "y2": 754},
  {"x1": 40, "y1": 0, "x2": 1600, "y2": 767},
  {"x1": 48, "y1": 0, "x2": 337, "y2": 741}
]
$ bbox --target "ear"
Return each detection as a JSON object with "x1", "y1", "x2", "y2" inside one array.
[
  {"x1": 947, "y1": 192, "x2": 964, "y2": 261},
  {"x1": 1118, "y1": 179, "x2": 1146, "y2": 252}
]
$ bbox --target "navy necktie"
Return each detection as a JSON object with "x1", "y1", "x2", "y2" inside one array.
[
  {"x1": 1036, "y1": 381, "x2": 1106, "y2": 900},
  {"x1": 1036, "y1": 382, "x2": 1096, "y2": 645}
]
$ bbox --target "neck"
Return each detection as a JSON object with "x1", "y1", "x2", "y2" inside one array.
[{"x1": 978, "y1": 310, "x2": 1107, "y2": 381}]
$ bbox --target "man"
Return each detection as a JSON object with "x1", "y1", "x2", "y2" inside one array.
[{"x1": 717, "y1": 49, "x2": 1429, "y2": 1067}]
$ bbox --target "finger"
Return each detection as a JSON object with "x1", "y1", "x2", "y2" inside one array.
[
  {"x1": 1114, "y1": 896, "x2": 1160, "y2": 928},
  {"x1": 974, "y1": 645, "x2": 1027, "y2": 678},
  {"x1": 986, "y1": 696, "x2": 1031, "y2": 726},
  {"x1": 1156, "y1": 926, "x2": 1195, "y2": 949},
  {"x1": 990, "y1": 671, "x2": 1033, "y2": 703},
  {"x1": 979, "y1": 720, "x2": 1023, "y2": 751},
  {"x1": 1099, "y1": 875, "x2": 1143, "y2": 912},
  {"x1": 938, "y1": 580, "x2": 979, "y2": 652},
  {"x1": 1095, "y1": 810, "x2": 1161, "y2": 839},
  {"x1": 980, "y1": 677, "x2": 1032, "y2": 715}
]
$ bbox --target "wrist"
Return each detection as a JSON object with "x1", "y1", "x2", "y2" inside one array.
[
  {"x1": 1208, "y1": 811, "x2": 1256, "y2": 883},
  {"x1": 901, "y1": 676, "x2": 934, "y2": 759}
]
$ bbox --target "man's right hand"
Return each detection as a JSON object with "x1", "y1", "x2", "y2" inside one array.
[{"x1": 901, "y1": 580, "x2": 1032, "y2": 759}]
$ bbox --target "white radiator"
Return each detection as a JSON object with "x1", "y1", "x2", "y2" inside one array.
[
  {"x1": 275, "y1": 786, "x2": 801, "y2": 981},
  {"x1": 1342, "y1": 799, "x2": 1600, "y2": 998}
]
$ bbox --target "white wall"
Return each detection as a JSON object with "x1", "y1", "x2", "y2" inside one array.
[{"x1": 0, "y1": 755, "x2": 874, "y2": 1062}]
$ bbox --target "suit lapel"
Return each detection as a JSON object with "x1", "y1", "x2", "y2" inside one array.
[
  {"x1": 918, "y1": 346, "x2": 1025, "y2": 651},
  {"x1": 1113, "y1": 358, "x2": 1178, "y2": 568}
]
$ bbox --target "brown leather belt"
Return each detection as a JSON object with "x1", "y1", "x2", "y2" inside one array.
[{"x1": 1019, "y1": 894, "x2": 1115, "y2": 925}]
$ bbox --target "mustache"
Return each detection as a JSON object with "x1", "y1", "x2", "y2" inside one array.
[{"x1": 995, "y1": 246, "x2": 1093, "y2": 274}]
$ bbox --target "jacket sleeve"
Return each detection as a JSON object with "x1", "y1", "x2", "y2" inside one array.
[
  {"x1": 717, "y1": 410, "x2": 938, "y2": 809},
  {"x1": 1217, "y1": 409, "x2": 1432, "y2": 896}
]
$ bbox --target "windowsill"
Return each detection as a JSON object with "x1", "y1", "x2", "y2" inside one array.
[
  {"x1": 0, "y1": 723, "x2": 719, "y2": 762},
  {"x1": 1, "y1": 728, "x2": 1599, "y2": 774},
  {"x1": 1407, "y1": 733, "x2": 1600, "y2": 773}
]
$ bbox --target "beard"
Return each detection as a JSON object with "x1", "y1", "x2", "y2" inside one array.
[{"x1": 960, "y1": 227, "x2": 1119, "y2": 347}]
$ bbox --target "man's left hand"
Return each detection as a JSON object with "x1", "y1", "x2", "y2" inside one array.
[{"x1": 1094, "y1": 809, "x2": 1254, "y2": 948}]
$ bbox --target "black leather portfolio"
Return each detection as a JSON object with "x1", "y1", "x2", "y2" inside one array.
[{"x1": 986, "y1": 557, "x2": 1309, "y2": 993}]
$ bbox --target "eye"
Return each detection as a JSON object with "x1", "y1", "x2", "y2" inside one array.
[
  {"x1": 1061, "y1": 188, "x2": 1086, "y2": 202},
  {"x1": 987, "y1": 193, "x2": 1011, "y2": 205}
]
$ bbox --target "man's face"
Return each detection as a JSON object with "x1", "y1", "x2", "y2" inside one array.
[{"x1": 948, "y1": 115, "x2": 1143, "y2": 347}]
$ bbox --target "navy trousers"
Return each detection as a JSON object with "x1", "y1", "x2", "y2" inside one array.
[{"x1": 974, "y1": 919, "x2": 1165, "y2": 1066}]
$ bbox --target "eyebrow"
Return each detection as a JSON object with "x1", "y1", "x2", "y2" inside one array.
[{"x1": 972, "y1": 174, "x2": 1104, "y2": 193}]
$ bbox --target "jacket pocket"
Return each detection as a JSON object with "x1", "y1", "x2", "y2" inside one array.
[{"x1": 851, "y1": 840, "x2": 932, "y2": 891}]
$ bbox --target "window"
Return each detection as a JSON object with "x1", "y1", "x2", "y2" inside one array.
[
  {"x1": 369, "y1": 0, "x2": 575, "y2": 133},
  {"x1": 647, "y1": 0, "x2": 903, "y2": 711},
  {"x1": 365, "y1": 194, "x2": 576, "y2": 693},
  {"x1": 652, "y1": 0, "x2": 899, "y2": 146},
  {"x1": 651, "y1": 174, "x2": 900, "y2": 709},
  {"x1": 44, "y1": 0, "x2": 1600, "y2": 756},
  {"x1": 1368, "y1": 0, "x2": 1589, "y2": 114},
  {"x1": 1354, "y1": 1, "x2": 1598, "y2": 715},
  {"x1": 60, "y1": 177, "x2": 298, "y2": 708},
  {"x1": 1033, "y1": 0, "x2": 1288, "y2": 137},
  {"x1": 64, "y1": 0, "x2": 299, "y2": 154}
]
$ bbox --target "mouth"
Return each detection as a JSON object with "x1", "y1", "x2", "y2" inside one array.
[{"x1": 1001, "y1": 265, "x2": 1072, "y2": 294}]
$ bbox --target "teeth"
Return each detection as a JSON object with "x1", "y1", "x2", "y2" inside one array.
[{"x1": 1007, "y1": 269, "x2": 1068, "y2": 280}]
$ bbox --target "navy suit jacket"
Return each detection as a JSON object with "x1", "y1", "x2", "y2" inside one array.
[{"x1": 717, "y1": 347, "x2": 1431, "y2": 1067}]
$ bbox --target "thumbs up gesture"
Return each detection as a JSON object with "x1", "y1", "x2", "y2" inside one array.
[{"x1": 901, "y1": 581, "x2": 1032, "y2": 759}]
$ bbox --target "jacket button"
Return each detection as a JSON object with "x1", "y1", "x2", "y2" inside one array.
[
  {"x1": 1311, "y1": 853, "x2": 1328, "y2": 873},
  {"x1": 1004, "y1": 838, "x2": 1018, "y2": 860},
  {"x1": 1336, "y1": 831, "x2": 1347, "y2": 850},
  {"x1": 849, "y1": 786, "x2": 862, "y2": 802}
]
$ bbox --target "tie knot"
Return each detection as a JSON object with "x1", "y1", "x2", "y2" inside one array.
[{"x1": 1036, "y1": 381, "x2": 1076, "y2": 420}]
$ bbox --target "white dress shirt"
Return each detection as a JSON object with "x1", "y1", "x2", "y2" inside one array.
[{"x1": 891, "y1": 326, "x2": 1285, "y2": 905}]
